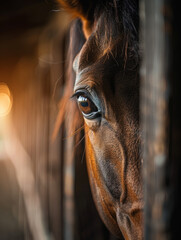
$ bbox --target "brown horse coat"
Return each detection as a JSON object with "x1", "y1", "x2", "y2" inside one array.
[{"x1": 58, "y1": 1, "x2": 143, "y2": 239}]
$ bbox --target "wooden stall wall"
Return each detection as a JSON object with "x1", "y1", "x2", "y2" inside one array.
[{"x1": 140, "y1": 0, "x2": 181, "y2": 239}]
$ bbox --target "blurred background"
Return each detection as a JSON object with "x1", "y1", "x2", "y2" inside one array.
[
  {"x1": 0, "y1": 1, "x2": 115, "y2": 240},
  {"x1": 3, "y1": 1, "x2": 181, "y2": 240}
]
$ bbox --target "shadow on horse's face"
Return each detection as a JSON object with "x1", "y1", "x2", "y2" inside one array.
[{"x1": 59, "y1": 0, "x2": 143, "y2": 239}]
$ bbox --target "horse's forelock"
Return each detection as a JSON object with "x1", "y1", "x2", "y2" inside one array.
[{"x1": 78, "y1": 0, "x2": 139, "y2": 68}]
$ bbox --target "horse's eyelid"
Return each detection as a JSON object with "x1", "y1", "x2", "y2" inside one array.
[
  {"x1": 70, "y1": 92, "x2": 83, "y2": 99},
  {"x1": 71, "y1": 90, "x2": 89, "y2": 99}
]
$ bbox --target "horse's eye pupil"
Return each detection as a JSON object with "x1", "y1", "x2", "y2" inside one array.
[
  {"x1": 77, "y1": 95, "x2": 98, "y2": 115},
  {"x1": 80, "y1": 102, "x2": 88, "y2": 107}
]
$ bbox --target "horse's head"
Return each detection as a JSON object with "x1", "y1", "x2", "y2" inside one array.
[{"x1": 59, "y1": 0, "x2": 143, "y2": 239}]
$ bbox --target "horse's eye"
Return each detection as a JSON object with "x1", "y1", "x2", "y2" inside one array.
[
  {"x1": 77, "y1": 95, "x2": 98, "y2": 115},
  {"x1": 72, "y1": 91, "x2": 101, "y2": 120}
]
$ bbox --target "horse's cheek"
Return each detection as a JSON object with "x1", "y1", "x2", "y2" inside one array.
[
  {"x1": 84, "y1": 127, "x2": 124, "y2": 239},
  {"x1": 84, "y1": 124, "x2": 143, "y2": 240}
]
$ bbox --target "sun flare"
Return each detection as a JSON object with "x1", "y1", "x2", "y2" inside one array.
[{"x1": 0, "y1": 83, "x2": 12, "y2": 117}]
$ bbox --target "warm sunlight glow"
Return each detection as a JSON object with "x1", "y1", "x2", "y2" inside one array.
[{"x1": 0, "y1": 83, "x2": 12, "y2": 117}]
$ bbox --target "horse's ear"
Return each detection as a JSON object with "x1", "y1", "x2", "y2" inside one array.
[{"x1": 58, "y1": 0, "x2": 106, "y2": 38}]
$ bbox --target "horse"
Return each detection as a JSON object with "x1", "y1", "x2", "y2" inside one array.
[{"x1": 56, "y1": 0, "x2": 143, "y2": 239}]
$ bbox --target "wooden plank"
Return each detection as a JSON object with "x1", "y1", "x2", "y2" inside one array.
[{"x1": 140, "y1": 0, "x2": 171, "y2": 239}]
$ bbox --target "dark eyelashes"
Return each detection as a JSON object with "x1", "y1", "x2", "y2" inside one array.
[
  {"x1": 71, "y1": 92, "x2": 82, "y2": 99},
  {"x1": 71, "y1": 89, "x2": 91, "y2": 99}
]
